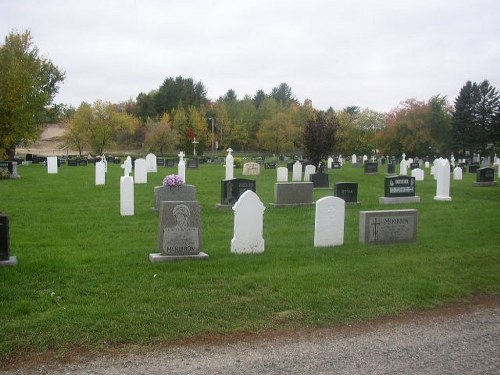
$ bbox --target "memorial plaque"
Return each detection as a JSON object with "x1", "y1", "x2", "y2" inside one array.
[
  {"x1": 334, "y1": 182, "x2": 358, "y2": 203},
  {"x1": 220, "y1": 178, "x2": 256, "y2": 205},
  {"x1": 359, "y1": 209, "x2": 418, "y2": 245},
  {"x1": 310, "y1": 173, "x2": 329, "y2": 188},
  {"x1": 384, "y1": 176, "x2": 416, "y2": 197},
  {"x1": 364, "y1": 162, "x2": 378, "y2": 174}
]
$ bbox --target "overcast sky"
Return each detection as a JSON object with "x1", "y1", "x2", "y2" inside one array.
[{"x1": 1, "y1": 0, "x2": 499, "y2": 113}]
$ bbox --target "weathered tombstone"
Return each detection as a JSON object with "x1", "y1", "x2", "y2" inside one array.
[
  {"x1": 303, "y1": 164, "x2": 316, "y2": 181},
  {"x1": 146, "y1": 153, "x2": 157, "y2": 173},
  {"x1": 310, "y1": 172, "x2": 329, "y2": 188},
  {"x1": 364, "y1": 162, "x2": 378, "y2": 174},
  {"x1": 359, "y1": 209, "x2": 418, "y2": 245},
  {"x1": 0, "y1": 214, "x2": 17, "y2": 266},
  {"x1": 434, "y1": 158, "x2": 452, "y2": 201},
  {"x1": 150, "y1": 201, "x2": 208, "y2": 262},
  {"x1": 277, "y1": 167, "x2": 288, "y2": 182},
  {"x1": 47, "y1": 156, "x2": 58, "y2": 174},
  {"x1": 225, "y1": 148, "x2": 234, "y2": 180},
  {"x1": 0, "y1": 161, "x2": 19, "y2": 179},
  {"x1": 380, "y1": 175, "x2": 420, "y2": 204},
  {"x1": 273, "y1": 182, "x2": 314, "y2": 207},
  {"x1": 134, "y1": 158, "x2": 148, "y2": 184},
  {"x1": 334, "y1": 182, "x2": 358, "y2": 203},
  {"x1": 231, "y1": 190, "x2": 265, "y2": 254},
  {"x1": 120, "y1": 158, "x2": 134, "y2": 216},
  {"x1": 153, "y1": 184, "x2": 196, "y2": 212},
  {"x1": 177, "y1": 151, "x2": 186, "y2": 183},
  {"x1": 411, "y1": 168, "x2": 424, "y2": 181},
  {"x1": 453, "y1": 166, "x2": 463, "y2": 180},
  {"x1": 219, "y1": 178, "x2": 256, "y2": 206},
  {"x1": 242, "y1": 162, "x2": 260, "y2": 176},
  {"x1": 95, "y1": 160, "x2": 106, "y2": 185},
  {"x1": 314, "y1": 196, "x2": 345, "y2": 247},
  {"x1": 473, "y1": 167, "x2": 497, "y2": 187},
  {"x1": 292, "y1": 161, "x2": 302, "y2": 181}
]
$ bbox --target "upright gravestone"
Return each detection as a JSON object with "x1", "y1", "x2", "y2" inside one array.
[
  {"x1": 334, "y1": 182, "x2": 358, "y2": 203},
  {"x1": 327, "y1": 156, "x2": 334, "y2": 169},
  {"x1": 453, "y1": 166, "x2": 463, "y2": 180},
  {"x1": 0, "y1": 214, "x2": 17, "y2": 266},
  {"x1": 273, "y1": 182, "x2": 314, "y2": 207},
  {"x1": 399, "y1": 153, "x2": 408, "y2": 176},
  {"x1": 303, "y1": 164, "x2": 316, "y2": 181},
  {"x1": 220, "y1": 179, "x2": 256, "y2": 206},
  {"x1": 387, "y1": 162, "x2": 396, "y2": 174},
  {"x1": 380, "y1": 175, "x2": 420, "y2": 204},
  {"x1": 95, "y1": 160, "x2": 106, "y2": 185},
  {"x1": 314, "y1": 196, "x2": 345, "y2": 247},
  {"x1": 47, "y1": 156, "x2": 58, "y2": 174},
  {"x1": 434, "y1": 158, "x2": 452, "y2": 201},
  {"x1": 310, "y1": 171, "x2": 329, "y2": 188},
  {"x1": 474, "y1": 167, "x2": 497, "y2": 187},
  {"x1": 242, "y1": 162, "x2": 260, "y2": 176},
  {"x1": 277, "y1": 167, "x2": 288, "y2": 182},
  {"x1": 178, "y1": 151, "x2": 186, "y2": 183},
  {"x1": 359, "y1": 209, "x2": 418, "y2": 245},
  {"x1": 225, "y1": 148, "x2": 234, "y2": 180},
  {"x1": 364, "y1": 162, "x2": 378, "y2": 174},
  {"x1": 231, "y1": 190, "x2": 265, "y2": 254},
  {"x1": 150, "y1": 201, "x2": 208, "y2": 262},
  {"x1": 134, "y1": 158, "x2": 148, "y2": 184},
  {"x1": 292, "y1": 161, "x2": 302, "y2": 182},
  {"x1": 411, "y1": 168, "x2": 424, "y2": 181},
  {"x1": 120, "y1": 158, "x2": 134, "y2": 216},
  {"x1": 152, "y1": 184, "x2": 196, "y2": 212},
  {"x1": 351, "y1": 154, "x2": 357, "y2": 164},
  {"x1": 146, "y1": 153, "x2": 157, "y2": 173}
]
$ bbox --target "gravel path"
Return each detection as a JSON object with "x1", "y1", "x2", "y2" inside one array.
[{"x1": 2, "y1": 296, "x2": 499, "y2": 375}]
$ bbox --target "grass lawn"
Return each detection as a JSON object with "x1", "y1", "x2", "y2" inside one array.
[{"x1": 0, "y1": 160, "x2": 499, "y2": 359}]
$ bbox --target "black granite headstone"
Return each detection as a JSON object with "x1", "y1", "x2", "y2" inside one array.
[
  {"x1": 68, "y1": 159, "x2": 78, "y2": 166},
  {"x1": 384, "y1": 176, "x2": 416, "y2": 197},
  {"x1": 410, "y1": 162, "x2": 419, "y2": 170},
  {"x1": 78, "y1": 159, "x2": 88, "y2": 166},
  {"x1": 468, "y1": 163, "x2": 479, "y2": 173},
  {"x1": 310, "y1": 173, "x2": 329, "y2": 188},
  {"x1": 25, "y1": 154, "x2": 33, "y2": 162},
  {"x1": 334, "y1": 182, "x2": 358, "y2": 203},
  {"x1": 0, "y1": 161, "x2": 13, "y2": 174},
  {"x1": 476, "y1": 167, "x2": 495, "y2": 182},
  {"x1": 0, "y1": 214, "x2": 10, "y2": 261},
  {"x1": 221, "y1": 178, "x2": 256, "y2": 205},
  {"x1": 387, "y1": 163, "x2": 396, "y2": 174},
  {"x1": 364, "y1": 162, "x2": 378, "y2": 174}
]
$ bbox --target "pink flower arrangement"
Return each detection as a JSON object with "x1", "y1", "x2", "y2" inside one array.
[{"x1": 163, "y1": 174, "x2": 184, "y2": 187}]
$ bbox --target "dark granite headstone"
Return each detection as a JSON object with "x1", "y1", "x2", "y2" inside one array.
[
  {"x1": 476, "y1": 167, "x2": 495, "y2": 183},
  {"x1": 0, "y1": 161, "x2": 13, "y2": 174},
  {"x1": 25, "y1": 154, "x2": 33, "y2": 162},
  {"x1": 273, "y1": 182, "x2": 314, "y2": 206},
  {"x1": 0, "y1": 214, "x2": 10, "y2": 261},
  {"x1": 78, "y1": 159, "x2": 88, "y2": 166},
  {"x1": 67, "y1": 159, "x2": 78, "y2": 166},
  {"x1": 332, "y1": 162, "x2": 341, "y2": 169},
  {"x1": 334, "y1": 182, "x2": 358, "y2": 203},
  {"x1": 384, "y1": 175, "x2": 416, "y2": 197},
  {"x1": 157, "y1": 158, "x2": 165, "y2": 166},
  {"x1": 387, "y1": 163, "x2": 396, "y2": 174},
  {"x1": 468, "y1": 163, "x2": 479, "y2": 173},
  {"x1": 187, "y1": 158, "x2": 199, "y2": 168},
  {"x1": 310, "y1": 173, "x2": 329, "y2": 188},
  {"x1": 364, "y1": 162, "x2": 378, "y2": 174},
  {"x1": 220, "y1": 178, "x2": 256, "y2": 206},
  {"x1": 410, "y1": 162, "x2": 419, "y2": 170}
]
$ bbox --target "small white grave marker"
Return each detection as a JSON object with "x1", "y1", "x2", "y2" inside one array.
[
  {"x1": 277, "y1": 167, "x2": 288, "y2": 182},
  {"x1": 314, "y1": 196, "x2": 345, "y2": 247},
  {"x1": 453, "y1": 166, "x2": 463, "y2": 180},
  {"x1": 95, "y1": 160, "x2": 106, "y2": 185},
  {"x1": 120, "y1": 176, "x2": 134, "y2": 216},
  {"x1": 411, "y1": 168, "x2": 424, "y2": 181},
  {"x1": 292, "y1": 161, "x2": 302, "y2": 181},
  {"x1": 231, "y1": 190, "x2": 265, "y2": 254},
  {"x1": 146, "y1": 153, "x2": 157, "y2": 173},
  {"x1": 47, "y1": 156, "x2": 58, "y2": 174},
  {"x1": 399, "y1": 153, "x2": 407, "y2": 175},
  {"x1": 134, "y1": 158, "x2": 148, "y2": 184},
  {"x1": 304, "y1": 165, "x2": 316, "y2": 182}
]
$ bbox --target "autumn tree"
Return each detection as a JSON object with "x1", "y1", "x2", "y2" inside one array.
[
  {"x1": 0, "y1": 30, "x2": 65, "y2": 158},
  {"x1": 144, "y1": 113, "x2": 180, "y2": 156},
  {"x1": 256, "y1": 111, "x2": 299, "y2": 155},
  {"x1": 302, "y1": 111, "x2": 338, "y2": 165},
  {"x1": 62, "y1": 102, "x2": 92, "y2": 156}
]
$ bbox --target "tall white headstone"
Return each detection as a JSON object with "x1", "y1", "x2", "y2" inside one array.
[
  {"x1": 231, "y1": 190, "x2": 265, "y2": 254},
  {"x1": 292, "y1": 161, "x2": 302, "y2": 181},
  {"x1": 178, "y1": 151, "x2": 186, "y2": 183},
  {"x1": 225, "y1": 148, "x2": 234, "y2": 180},
  {"x1": 314, "y1": 196, "x2": 345, "y2": 247},
  {"x1": 120, "y1": 176, "x2": 134, "y2": 216},
  {"x1": 95, "y1": 160, "x2": 106, "y2": 185},
  {"x1": 362, "y1": 155, "x2": 368, "y2": 163},
  {"x1": 134, "y1": 158, "x2": 148, "y2": 184},
  {"x1": 425, "y1": 161, "x2": 430, "y2": 169},
  {"x1": 351, "y1": 154, "x2": 357, "y2": 164},
  {"x1": 434, "y1": 158, "x2": 452, "y2": 201},
  {"x1": 304, "y1": 165, "x2": 316, "y2": 182},
  {"x1": 146, "y1": 153, "x2": 157, "y2": 173},
  {"x1": 277, "y1": 167, "x2": 288, "y2": 182},
  {"x1": 47, "y1": 156, "x2": 58, "y2": 174},
  {"x1": 399, "y1": 153, "x2": 407, "y2": 175},
  {"x1": 121, "y1": 156, "x2": 132, "y2": 177},
  {"x1": 327, "y1": 156, "x2": 333, "y2": 169}
]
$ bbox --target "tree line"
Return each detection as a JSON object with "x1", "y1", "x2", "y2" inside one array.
[{"x1": 1, "y1": 30, "x2": 499, "y2": 162}]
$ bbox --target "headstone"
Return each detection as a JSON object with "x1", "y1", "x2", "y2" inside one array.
[
  {"x1": 156, "y1": 158, "x2": 165, "y2": 167},
  {"x1": 359, "y1": 209, "x2": 418, "y2": 245},
  {"x1": 292, "y1": 161, "x2": 302, "y2": 181},
  {"x1": 303, "y1": 165, "x2": 316, "y2": 181},
  {"x1": 434, "y1": 158, "x2": 452, "y2": 201},
  {"x1": 310, "y1": 172, "x2": 329, "y2": 188},
  {"x1": 242, "y1": 162, "x2": 260, "y2": 176},
  {"x1": 121, "y1": 156, "x2": 132, "y2": 177},
  {"x1": 425, "y1": 161, "x2": 430, "y2": 169},
  {"x1": 0, "y1": 214, "x2": 17, "y2": 266},
  {"x1": 95, "y1": 160, "x2": 106, "y2": 185},
  {"x1": 277, "y1": 167, "x2": 288, "y2": 182},
  {"x1": 166, "y1": 158, "x2": 176, "y2": 167},
  {"x1": 364, "y1": 162, "x2": 378, "y2": 174},
  {"x1": 399, "y1": 158, "x2": 407, "y2": 176},
  {"x1": 225, "y1": 148, "x2": 234, "y2": 180},
  {"x1": 409, "y1": 162, "x2": 419, "y2": 170},
  {"x1": 334, "y1": 182, "x2": 358, "y2": 203},
  {"x1": 146, "y1": 153, "x2": 157, "y2": 173},
  {"x1": 47, "y1": 156, "x2": 58, "y2": 174},
  {"x1": 453, "y1": 166, "x2": 463, "y2": 180},
  {"x1": 314, "y1": 196, "x2": 345, "y2": 247},
  {"x1": 481, "y1": 158, "x2": 490, "y2": 168},
  {"x1": 273, "y1": 182, "x2": 314, "y2": 207},
  {"x1": 468, "y1": 163, "x2": 479, "y2": 173},
  {"x1": 362, "y1": 155, "x2": 368, "y2": 163},
  {"x1": 411, "y1": 168, "x2": 424, "y2": 181},
  {"x1": 134, "y1": 158, "x2": 148, "y2": 184},
  {"x1": 187, "y1": 158, "x2": 199, "y2": 168},
  {"x1": 150, "y1": 201, "x2": 208, "y2": 261},
  {"x1": 220, "y1": 178, "x2": 256, "y2": 206},
  {"x1": 327, "y1": 156, "x2": 334, "y2": 169},
  {"x1": 120, "y1": 175, "x2": 134, "y2": 216},
  {"x1": 380, "y1": 175, "x2": 420, "y2": 204},
  {"x1": 178, "y1": 151, "x2": 186, "y2": 183},
  {"x1": 231, "y1": 190, "x2": 265, "y2": 254},
  {"x1": 473, "y1": 167, "x2": 497, "y2": 187},
  {"x1": 153, "y1": 184, "x2": 196, "y2": 212},
  {"x1": 387, "y1": 162, "x2": 396, "y2": 174},
  {"x1": 351, "y1": 154, "x2": 357, "y2": 164},
  {"x1": 0, "y1": 161, "x2": 19, "y2": 179},
  {"x1": 78, "y1": 159, "x2": 88, "y2": 166}
]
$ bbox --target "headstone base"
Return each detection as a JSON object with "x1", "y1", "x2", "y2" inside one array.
[
  {"x1": 379, "y1": 196, "x2": 421, "y2": 204},
  {"x1": 0, "y1": 256, "x2": 17, "y2": 267},
  {"x1": 215, "y1": 203, "x2": 233, "y2": 209},
  {"x1": 149, "y1": 252, "x2": 209, "y2": 262},
  {"x1": 472, "y1": 181, "x2": 497, "y2": 187},
  {"x1": 433, "y1": 196, "x2": 452, "y2": 201}
]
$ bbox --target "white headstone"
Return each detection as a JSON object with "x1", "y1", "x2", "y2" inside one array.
[
  {"x1": 225, "y1": 148, "x2": 234, "y2": 180},
  {"x1": 411, "y1": 168, "x2": 424, "y2": 181},
  {"x1": 292, "y1": 161, "x2": 302, "y2": 181},
  {"x1": 338, "y1": 155, "x2": 344, "y2": 166},
  {"x1": 178, "y1": 151, "x2": 186, "y2": 183},
  {"x1": 304, "y1": 165, "x2": 316, "y2": 181},
  {"x1": 231, "y1": 190, "x2": 265, "y2": 254},
  {"x1": 314, "y1": 196, "x2": 345, "y2": 247},
  {"x1": 425, "y1": 161, "x2": 430, "y2": 168},
  {"x1": 450, "y1": 153, "x2": 455, "y2": 167},
  {"x1": 134, "y1": 158, "x2": 148, "y2": 184},
  {"x1": 453, "y1": 166, "x2": 463, "y2": 180},
  {"x1": 95, "y1": 160, "x2": 106, "y2": 185},
  {"x1": 47, "y1": 156, "x2": 58, "y2": 174},
  {"x1": 399, "y1": 154, "x2": 407, "y2": 175},
  {"x1": 434, "y1": 158, "x2": 452, "y2": 201},
  {"x1": 120, "y1": 176, "x2": 134, "y2": 216},
  {"x1": 351, "y1": 154, "x2": 357, "y2": 164},
  {"x1": 121, "y1": 157, "x2": 132, "y2": 177},
  {"x1": 327, "y1": 156, "x2": 333, "y2": 169},
  {"x1": 277, "y1": 167, "x2": 288, "y2": 182},
  {"x1": 146, "y1": 153, "x2": 157, "y2": 173},
  {"x1": 101, "y1": 155, "x2": 108, "y2": 172}
]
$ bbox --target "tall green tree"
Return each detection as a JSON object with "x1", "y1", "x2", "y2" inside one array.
[{"x1": 0, "y1": 30, "x2": 65, "y2": 158}]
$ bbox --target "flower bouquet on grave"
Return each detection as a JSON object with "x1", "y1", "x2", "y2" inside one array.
[{"x1": 163, "y1": 174, "x2": 184, "y2": 190}]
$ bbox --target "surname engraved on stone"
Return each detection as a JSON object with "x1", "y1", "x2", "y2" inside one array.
[{"x1": 389, "y1": 187, "x2": 413, "y2": 193}]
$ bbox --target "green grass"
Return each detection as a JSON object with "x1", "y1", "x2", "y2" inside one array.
[{"x1": 0, "y1": 161, "x2": 499, "y2": 358}]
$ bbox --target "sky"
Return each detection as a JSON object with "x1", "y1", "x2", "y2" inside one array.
[{"x1": 1, "y1": 0, "x2": 499, "y2": 113}]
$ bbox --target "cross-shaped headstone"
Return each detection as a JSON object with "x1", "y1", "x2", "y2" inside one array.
[
  {"x1": 178, "y1": 151, "x2": 185, "y2": 162},
  {"x1": 121, "y1": 158, "x2": 132, "y2": 177},
  {"x1": 227, "y1": 148, "x2": 233, "y2": 156},
  {"x1": 402, "y1": 152, "x2": 406, "y2": 160}
]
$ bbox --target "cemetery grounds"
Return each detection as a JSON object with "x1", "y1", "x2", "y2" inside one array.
[{"x1": 0, "y1": 161, "x2": 499, "y2": 365}]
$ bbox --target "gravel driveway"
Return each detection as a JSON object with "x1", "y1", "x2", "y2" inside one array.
[{"x1": 2, "y1": 296, "x2": 499, "y2": 375}]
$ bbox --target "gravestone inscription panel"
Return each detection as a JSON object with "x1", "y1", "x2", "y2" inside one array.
[
  {"x1": 384, "y1": 176, "x2": 416, "y2": 197},
  {"x1": 364, "y1": 162, "x2": 378, "y2": 174},
  {"x1": 220, "y1": 179, "x2": 256, "y2": 206},
  {"x1": 359, "y1": 209, "x2": 418, "y2": 245},
  {"x1": 334, "y1": 182, "x2": 358, "y2": 203}
]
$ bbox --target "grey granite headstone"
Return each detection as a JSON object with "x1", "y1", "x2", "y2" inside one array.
[
  {"x1": 152, "y1": 184, "x2": 196, "y2": 212},
  {"x1": 150, "y1": 201, "x2": 208, "y2": 262},
  {"x1": 272, "y1": 182, "x2": 314, "y2": 207},
  {"x1": 359, "y1": 209, "x2": 418, "y2": 245},
  {"x1": 0, "y1": 214, "x2": 17, "y2": 266}
]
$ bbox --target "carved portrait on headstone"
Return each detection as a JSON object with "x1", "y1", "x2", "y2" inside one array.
[{"x1": 161, "y1": 203, "x2": 200, "y2": 255}]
